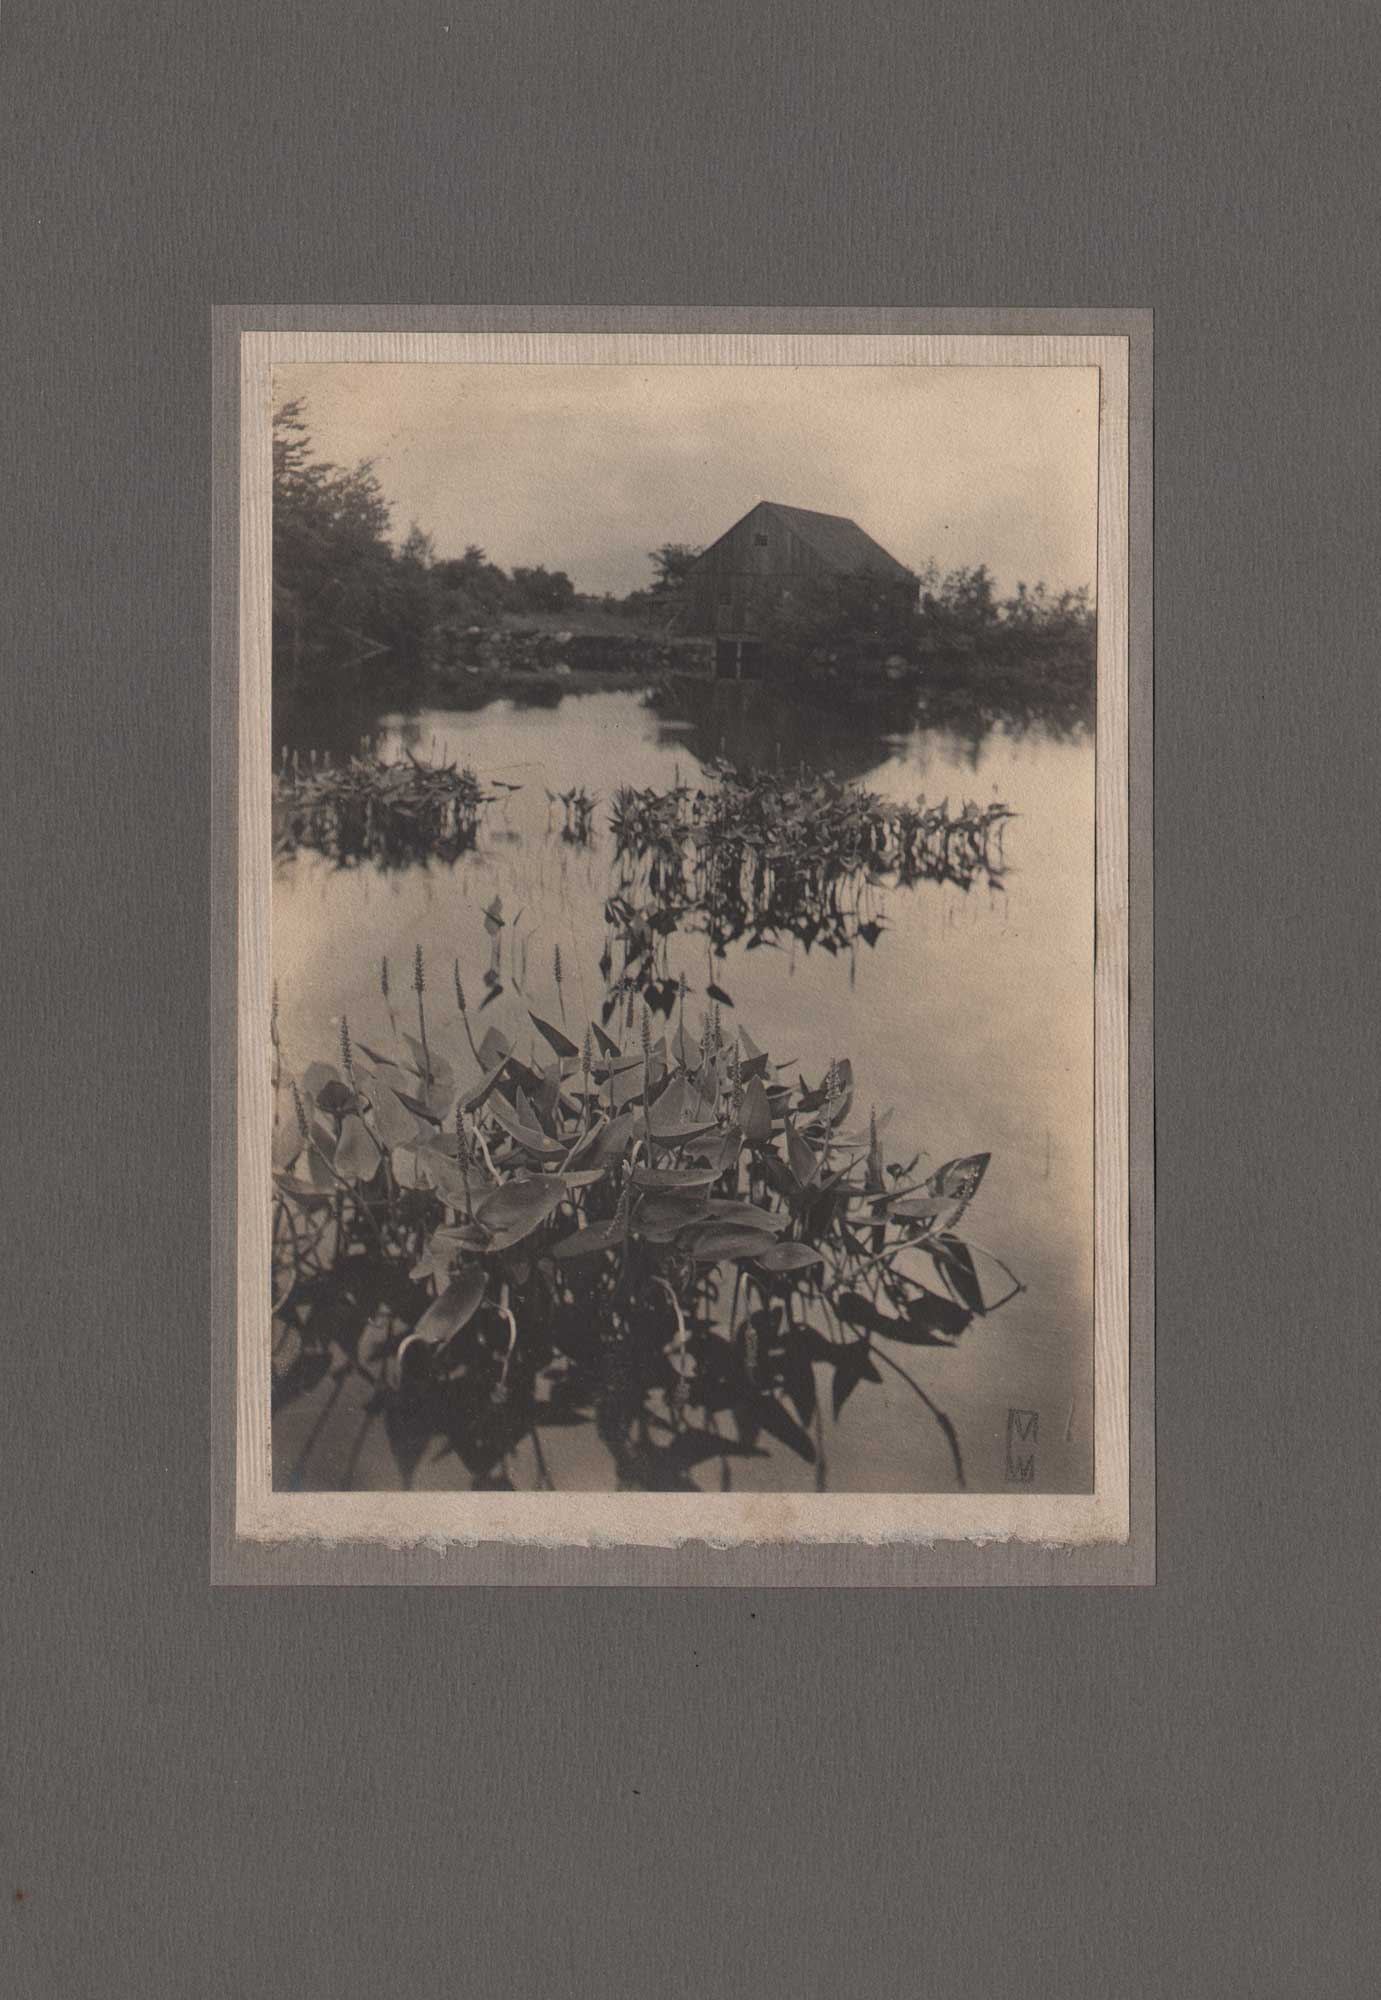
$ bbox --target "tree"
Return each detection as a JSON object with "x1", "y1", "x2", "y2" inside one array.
[
  {"x1": 272, "y1": 400, "x2": 423, "y2": 680},
  {"x1": 399, "y1": 521, "x2": 436, "y2": 570},
  {"x1": 648, "y1": 543, "x2": 701, "y2": 595},
  {"x1": 433, "y1": 545, "x2": 511, "y2": 616},
  {"x1": 509, "y1": 565, "x2": 576, "y2": 613}
]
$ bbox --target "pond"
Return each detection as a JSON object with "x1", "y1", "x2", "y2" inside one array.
[{"x1": 271, "y1": 680, "x2": 1094, "y2": 1495}]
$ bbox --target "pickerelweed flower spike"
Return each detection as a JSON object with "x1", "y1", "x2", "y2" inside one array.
[{"x1": 413, "y1": 944, "x2": 425, "y2": 995}]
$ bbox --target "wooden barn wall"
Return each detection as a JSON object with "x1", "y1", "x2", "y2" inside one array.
[{"x1": 683, "y1": 505, "x2": 829, "y2": 634}]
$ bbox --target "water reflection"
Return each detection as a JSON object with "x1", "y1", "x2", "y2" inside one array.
[{"x1": 271, "y1": 681, "x2": 1096, "y2": 1493}]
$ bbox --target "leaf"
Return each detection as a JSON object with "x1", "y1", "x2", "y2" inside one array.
[
  {"x1": 334, "y1": 1113, "x2": 380, "y2": 1183},
  {"x1": 391, "y1": 1145, "x2": 435, "y2": 1191},
  {"x1": 671, "y1": 1021, "x2": 699, "y2": 1071},
  {"x1": 567, "y1": 1111, "x2": 636, "y2": 1169},
  {"x1": 889, "y1": 1192, "x2": 965, "y2": 1235},
  {"x1": 686, "y1": 1224, "x2": 781, "y2": 1263},
  {"x1": 610, "y1": 1053, "x2": 666, "y2": 1109},
  {"x1": 739, "y1": 1076, "x2": 772, "y2": 1145},
  {"x1": 474, "y1": 1175, "x2": 566, "y2": 1248},
  {"x1": 633, "y1": 1195, "x2": 712, "y2": 1243},
  {"x1": 413, "y1": 1267, "x2": 487, "y2": 1348},
  {"x1": 647, "y1": 1075, "x2": 719, "y2": 1141},
  {"x1": 425, "y1": 1152, "x2": 496, "y2": 1208},
  {"x1": 930, "y1": 1234, "x2": 1021, "y2": 1315},
  {"x1": 272, "y1": 1173, "x2": 332, "y2": 1210},
  {"x1": 460, "y1": 1059, "x2": 509, "y2": 1113},
  {"x1": 705, "y1": 983, "x2": 735, "y2": 1009},
  {"x1": 737, "y1": 1029, "x2": 770, "y2": 1082},
  {"x1": 486, "y1": 1092, "x2": 567, "y2": 1159},
  {"x1": 690, "y1": 1128, "x2": 742, "y2": 1177},
  {"x1": 391, "y1": 1085, "x2": 442, "y2": 1124},
  {"x1": 370, "y1": 1082, "x2": 421, "y2": 1148},
  {"x1": 590, "y1": 1020, "x2": 622, "y2": 1060},
  {"x1": 754, "y1": 1241, "x2": 825, "y2": 1274},
  {"x1": 785, "y1": 1124, "x2": 820, "y2": 1190},
  {"x1": 271, "y1": 1120, "x2": 302, "y2": 1173},
  {"x1": 401, "y1": 1033, "x2": 452, "y2": 1090},
  {"x1": 302, "y1": 1061, "x2": 341, "y2": 1106},
  {"x1": 632, "y1": 1163, "x2": 726, "y2": 1192},
  {"x1": 483, "y1": 896, "x2": 505, "y2": 934},
  {"x1": 535, "y1": 1060, "x2": 565, "y2": 1130},
  {"x1": 428, "y1": 1222, "x2": 493, "y2": 1257},
  {"x1": 925, "y1": 1153, "x2": 990, "y2": 1205},
  {"x1": 704, "y1": 1200, "x2": 787, "y2": 1233},
  {"x1": 529, "y1": 1011, "x2": 579, "y2": 1060},
  {"x1": 597, "y1": 1051, "x2": 645, "y2": 1081},
  {"x1": 550, "y1": 1219, "x2": 627, "y2": 1261},
  {"x1": 477, "y1": 1025, "x2": 510, "y2": 1070}
]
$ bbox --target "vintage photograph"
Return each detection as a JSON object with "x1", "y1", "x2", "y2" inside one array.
[{"x1": 251, "y1": 337, "x2": 1127, "y2": 1533}]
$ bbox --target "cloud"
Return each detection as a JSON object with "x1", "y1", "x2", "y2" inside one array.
[{"x1": 273, "y1": 362, "x2": 1099, "y2": 598}]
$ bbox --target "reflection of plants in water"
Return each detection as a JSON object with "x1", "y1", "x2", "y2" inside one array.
[
  {"x1": 273, "y1": 750, "x2": 505, "y2": 866},
  {"x1": 602, "y1": 763, "x2": 1012, "y2": 1013},
  {"x1": 545, "y1": 784, "x2": 599, "y2": 845},
  {"x1": 272, "y1": 951, "x2": 1020, "y2": 1493}
]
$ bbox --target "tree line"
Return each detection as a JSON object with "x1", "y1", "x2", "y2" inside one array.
[{"x1": 273, "y1": 400, "x2": 1094, "y2": 699}]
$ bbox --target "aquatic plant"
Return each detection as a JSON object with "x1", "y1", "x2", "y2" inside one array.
[
  {"x1": 546, "y1": 784, "x2": 599, "y2": 844},
  {"x1": 271, "y1": 949, "x2": 1020, "y2": 1492},
  {"x1": 599, "y1": 764, "x2": 1012, "y2": 1011},
  {"x1": 273, "y1": 749, "x2": 496, "y2": 866},
  {"x1": 610, "y1": 762, "x2": 1013, "y2": 883}
]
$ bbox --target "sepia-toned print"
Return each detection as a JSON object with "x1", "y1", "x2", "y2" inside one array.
[{"x1": 223, "y1": 323, "x2": 1145, "y2": 1573}]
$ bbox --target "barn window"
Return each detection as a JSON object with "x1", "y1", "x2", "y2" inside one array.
[{"x1": 754, "y1": 532, "x2": 768, "y2": 547}]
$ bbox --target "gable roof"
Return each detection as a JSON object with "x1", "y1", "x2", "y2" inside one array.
[{"x1": 760, "y1": 502, "x2": 915, "y2": 582}]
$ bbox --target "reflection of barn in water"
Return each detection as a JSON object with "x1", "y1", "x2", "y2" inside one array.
[{"x1": 679, "y1": 500, "x2": 918, "y2": 679}]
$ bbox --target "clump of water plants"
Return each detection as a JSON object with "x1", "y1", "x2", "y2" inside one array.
[
  {"x1": 611, "y1": 762, "x2": 1013, "y2": 885},
  {"x1": 273, "y1": 749, "x2": 498, "y2": 866},
  {"x1": 599, "y1": 763, "x2": 1011, "y2": 1012},
  {"x1": 271, "y1": 948, "x2": 1020, "y2": 1491}
]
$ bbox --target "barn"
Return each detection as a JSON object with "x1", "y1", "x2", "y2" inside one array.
[{"x1": 679, "y1": 500, "x2": 918, "y2": 678}]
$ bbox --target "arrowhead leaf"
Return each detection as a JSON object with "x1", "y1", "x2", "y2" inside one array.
[
  {"x1": 739, "y1": 1076, "x2": 772, "y2": 1145},
  {"x1": 475, "y1": 1175, "x2": 566, "y2": 1248},
  {"x1": 754, "y1": 1241, "x2": 825, "y2": 1274},
  {"x1": 413, "y1": 1267, "x2": 487, "y2": 1348},
  {"x1": 529, "y1": 1011, "x2": 579, "y2": 1060}
]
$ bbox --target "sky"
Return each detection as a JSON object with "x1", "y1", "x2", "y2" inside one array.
[{"x1": 273, "y1": 362, "x2": 1100, "y2": 600}]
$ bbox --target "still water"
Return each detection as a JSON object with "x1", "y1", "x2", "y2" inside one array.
[{"x1": 273, "y1": 683, "x2": 1094, "y2": 1493}]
